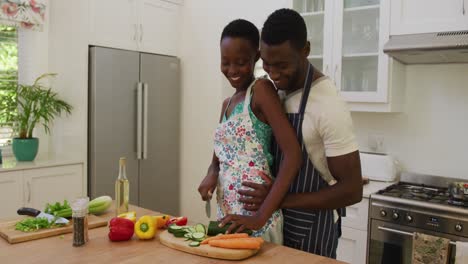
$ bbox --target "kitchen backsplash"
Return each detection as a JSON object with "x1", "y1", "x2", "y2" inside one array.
[{"x1": 352, "y1": 64, "x2": 468, "y2": 179}]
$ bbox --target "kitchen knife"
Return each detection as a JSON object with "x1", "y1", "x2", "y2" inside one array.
[
  {"x1": 205, "y1": 191, "x2": 212, "y2": 218},
  {"x1": 17, "y1": 207, "x2": 70, "y2": 225}
]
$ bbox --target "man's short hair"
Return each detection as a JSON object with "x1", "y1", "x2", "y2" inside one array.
[{"x1": 261, "y1": 8, "x2": 307, "y2": 50}]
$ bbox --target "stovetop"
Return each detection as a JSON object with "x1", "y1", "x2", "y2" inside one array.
[{"x1": 376, "y1": 182, "x2": 467, "y2": 208}]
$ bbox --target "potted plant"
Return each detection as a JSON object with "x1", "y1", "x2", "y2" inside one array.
[{"x1": 0, "y1": 73, "x2": 72, "y2": 161}]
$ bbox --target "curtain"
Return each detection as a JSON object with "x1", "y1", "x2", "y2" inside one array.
[{"x1": 0, "y1": 0, "x2": 46, "y2": 31}]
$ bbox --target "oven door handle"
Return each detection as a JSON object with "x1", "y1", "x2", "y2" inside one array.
[{"x1": 378, "y1": 226, "x2": 456, "y2": 245}]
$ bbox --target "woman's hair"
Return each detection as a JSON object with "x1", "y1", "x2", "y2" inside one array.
[
  {"x1": 261, "y1": 8, "x2": 307, "y2": 50},
  {"x1": 221, "y1": 19, "x2": 259, "y2": 50}
]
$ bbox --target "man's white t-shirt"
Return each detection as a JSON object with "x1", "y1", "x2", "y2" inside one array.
[{"x1": 280, "y1": 76, "x2": 359, "y2": 185}]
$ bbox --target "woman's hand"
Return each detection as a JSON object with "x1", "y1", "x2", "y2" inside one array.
[
  {"x1": 198, "y1": 164, "x2": 219, "y2": 201},
  {"x1": 219, "y1": 214, "x2": 267, "y2": 233}
]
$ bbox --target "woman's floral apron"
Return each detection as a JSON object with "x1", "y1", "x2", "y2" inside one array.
[{"x1": 213, "y1": 79, "x2": 283, "y2": 244}]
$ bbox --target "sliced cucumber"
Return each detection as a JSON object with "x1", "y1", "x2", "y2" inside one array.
[
  {"x1": 194, "y1": 223, "x2": 206, "y2": 234},
  {"x1": 184, "y1": 233, "x2": 192, "y2": 239},
  {"x1": 188, "y1": 227, "x2": 196, "y2": 233},
  {"x1": 192, "y1": 232, "x2": 205, "y2": 241},
  {"x1": 173, "y1": 231, "x2": 186, "y2": 238},
  {"x1": 189, "y1": 241, "x2": 200, "y2": 247},
  {"x1": 169, "y1": 225, "x2": 184, "y2": 233}
]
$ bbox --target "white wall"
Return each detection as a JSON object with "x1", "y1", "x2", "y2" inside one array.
[
  {"x1": 179, "y1": 0, "x2": 290, "y2": 222},
  {"x1": 17, "y1": 0, "x2": 50, "y2": 155},
  {"x1": 47, "y1": 0, "x2": 89, "y2": 161},
  {"x1": 352, "y1": 64, "x2": 468, "y2": 179}
]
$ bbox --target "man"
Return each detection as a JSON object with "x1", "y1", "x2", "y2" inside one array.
[{"x1": 222, "y1": 9, "x2": 363, "y2": 258}]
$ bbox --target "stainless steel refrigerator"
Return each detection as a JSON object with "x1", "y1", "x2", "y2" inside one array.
[{"x1": 88, "y1": 46, "x2": 180, "y2": 215}]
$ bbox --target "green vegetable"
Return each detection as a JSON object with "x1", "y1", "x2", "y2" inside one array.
[
  {"x1": 44, "y1": 200, "x2": 70, "y2": 216},
  {"x1": 169, "y1": 223, "x2": 208, "y2": 246},
  {"x1": 44, "y1": 196, "x2": 112, "y2": 218},
  {"x1": 15, "y1": 217, "x2": 64, "y2": 232},
  {"x1": 88, "y1": 196, "x2": 112, "y2": 215},
  {"x1": 189, "y1": 241, "x2": 200, "y2": 247},
  {"x1": 207, "y1": 221, "x2": 252, "y2": 236},
  {"x1": 168, "y1": 225, "x2": 184, "y2": 233},
  {"x1": 194, "y1": 223, "x2": 206, "y2": 234}
]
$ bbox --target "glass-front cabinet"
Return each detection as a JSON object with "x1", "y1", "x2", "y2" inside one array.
[
  {"x1": 292, "y1": 0, "x2": 405, "y2": 112},
  {"x1": 292, "y1": 0, "x2": 331, "y2": 73},
  {"x1": 333, "y1": 0, "x2": 389, "y2": 103}
]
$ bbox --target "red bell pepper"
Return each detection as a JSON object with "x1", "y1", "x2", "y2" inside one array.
[
  {"x1": 166, "y1": 216, "x2": 188, "y2": 227},
  {"x1": 108, "y1": 217, "x2": 134, "y2": 242}
]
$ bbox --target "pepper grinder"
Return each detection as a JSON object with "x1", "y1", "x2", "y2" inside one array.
[{"x1": 71, "y1": 197, "x2": 89, "y2": 247}]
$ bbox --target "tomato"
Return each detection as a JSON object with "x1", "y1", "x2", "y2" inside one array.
[{"x1": 166, "y1": 216, "x2": 188, "y2": 226}]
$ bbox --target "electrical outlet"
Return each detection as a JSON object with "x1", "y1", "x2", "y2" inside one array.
[{"x1": 368, "y1": 134, "x2": 385, "y2": 153}]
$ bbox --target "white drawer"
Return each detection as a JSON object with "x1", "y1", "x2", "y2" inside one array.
[
  {"x1": 342, "y1": 198, "x2": 369, "y2": 231},
  {"x1": 337, "y1": 227, "x2": 368, "y2": 264}
]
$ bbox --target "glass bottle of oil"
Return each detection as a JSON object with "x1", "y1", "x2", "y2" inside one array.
[{"x1": 115, "y1": 157, "x2": 129, "y2": 215}]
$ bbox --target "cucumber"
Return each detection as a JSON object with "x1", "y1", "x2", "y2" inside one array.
[
  {"x1": 173, "y1": 231, "x2": 187, "y2": 238},
  {"x1": 168, "y1": 225, "x2": 184, "y2": 234},
  {"x1": 189, "y1": 241, "x2": 200, "y2": 247},
  {"x1": 192, "y1": 232, "x2": 205, "y2": 241},
  {"x1": 194, "y1": 223, "x2": 206, "y2": 234},
  {"x1": 207, "y1": 221, "x2": 253, "y2": 236}
]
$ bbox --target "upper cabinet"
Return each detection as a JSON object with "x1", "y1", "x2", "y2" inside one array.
[
  {"x1": 293, "y1": 0, "x2": 405, "y2": 112},
  {"x1": 89, "y1": 0, "x2": 181, "y2": 56},
  {"x1": 391, "y1": 0, "x2": 468, "y2": 35}
]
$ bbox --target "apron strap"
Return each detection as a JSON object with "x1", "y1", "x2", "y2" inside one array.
[
  {"x1": 298, "y1": 63, "x2": 314, "y2": 115},
  {"x1": 223, "y1": 96, "x2": 234, "y2": 121},
  {"x1": 242, "y1": 78, "x2": 257, "y2": 114}
]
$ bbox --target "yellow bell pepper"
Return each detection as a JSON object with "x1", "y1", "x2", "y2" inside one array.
[
  {"x1": 135, "y1": 215, "x2": 157, "y2": 239},
  {"x1": 118, "y1": 211, "x2": 137, "y2": 223},
  {"x1": 153, "y1": 215, "x2": 170, "y2": 229}
]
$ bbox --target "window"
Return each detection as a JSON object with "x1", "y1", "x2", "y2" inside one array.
[{"x1": 0, "y1": 25, "x2": 18, "y2": 147}]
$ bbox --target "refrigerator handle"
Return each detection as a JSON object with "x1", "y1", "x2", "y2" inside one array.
[
  {"x1": 143, "y1": 82, "x2": 149, "y2": 159},
  {"x1": 137, "y1": 82, "x2": 143, "y2": 160}
]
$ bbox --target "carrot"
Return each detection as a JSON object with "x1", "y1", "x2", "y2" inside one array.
[
  {"x1": 208, "y1": 238, "x2": 262, "y2": 250},
  {"x1": 253, "y1": 237, "x2": 264, "y2": 246},
  {"x1": 200, "y1": 233, "x2": 249, "y2": 244}
]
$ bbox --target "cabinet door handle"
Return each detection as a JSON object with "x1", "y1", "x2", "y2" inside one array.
[
  {"x1": 133, "y1": 24, "x2": 137, "y2": 41},
  {"x1": 463, "y1": 0, "x2": 466, "y2": 15},
  {"x1": 334, "y1": 65, "x2": 339, "y2": 82},
  {"x1": 140, "y1": 24, "x2": 143, "y2": 42},
  {"x1": 324, "y1": 65, "x2": 329, "y2": 76},
  {"x1": 27, "y1": 181, "x2": 31, "y2": 203},
  {"x1": 137, "y1": 82, "x2": 143, "y2": 160}
]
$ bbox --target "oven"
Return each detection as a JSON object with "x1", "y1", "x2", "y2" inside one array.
[
  {"x1": 367, "y1": 174, "x2": 468, "y2": 264},
  {"x1": 368, "y1": 219, "x2": 463, "y2": 264}
]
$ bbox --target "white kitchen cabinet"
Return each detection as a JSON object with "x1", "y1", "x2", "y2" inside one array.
[
  {"x1": 89, "y1": 0, "x2": 181, "y2": 56},
  {"x1": 137, "y1": 0, "x2": 180, "y2": 56},
  {"x1": 0, "y1": 171, "x2": 23, "y2": 219},
  {"x1": 337, "y1": 197, "x2": 370, "y2": 264},
  {"x1": 292, "y1": 0, "x2": 333, "y2": 73},
  {"x1": 293, "y1": 0, "x2": 406, "y2": 112},
  {"x1": 341, "y1": 198, "x2": 369, "y2": 231},
  {"x1": 23, "y1": 164, "x2": 84, "y2": 210},
  {"x1": 337, "y1": 226, "x2": 368, "y2": 264},
  {"x1": 0, "y1": 163, "x2": 84, "y2": 218},
  {"x1": 391, "y1": 0, "x2": 468, "y2": 35},
  {"x1": 88, "y1": 0, "x2": 139, "y2": 52}
]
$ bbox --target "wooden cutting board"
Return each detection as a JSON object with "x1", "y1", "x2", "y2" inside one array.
[
  {"x1": 159, "y1": 230, "x2": 259, "y2": 260},
  {"x1": 0, "y1": 215, "x2": 108, "y2": 244}
]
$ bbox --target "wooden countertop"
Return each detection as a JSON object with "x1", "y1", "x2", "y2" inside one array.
[{"x1": 0, "y1": 205, "x2": 345, "y2": 264}]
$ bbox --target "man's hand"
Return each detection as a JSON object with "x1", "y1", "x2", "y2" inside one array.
[
  {"x1": 219, "y1": 214, "x2": 266, "y2": 233},
  {"x1": 238, "y1": 181, "x2": 272, "y2": 211}
]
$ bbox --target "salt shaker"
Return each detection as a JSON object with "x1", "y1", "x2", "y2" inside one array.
[{"x1": 71, "y1": 197, "x2": 89, "y2": 247}]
